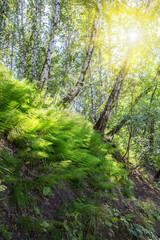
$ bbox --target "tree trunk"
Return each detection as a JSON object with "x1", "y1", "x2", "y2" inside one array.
[
  {"x1": 149, "y1": 85, "x2": 157, "y2": 153},
  {"x1": 99, "y1": 49, "x2": 104, "y2": 106},
  {"x1": 17, "y1": 0, "x2": 26, "y2": 78},
  {"x1": 145, "y1": 0, "x2": 152, "y2": 13},
  {"x1": 10, "y1": 16, "x2": 16, "y2": 70},
  {"x1": 0, "y1": 0, "x2": 7, "y2": 50},
  {"x1": 149, "y1": 119, "x2": 154, "y2": 153},
  {"x1": 107, "y1": 85, "x2": 154, "y2": 136},
  {"x1": 154, "y1": 169, "x2": 160, "y2": 181},
  {"x1": 39, "y1": 0, "x2": 60, "y2": 90},
  {"x1": 32, "y1": 0, "x2": 41, "y2": 80},
  {"x1": 94, "y1": 59, "x2": 129, "y2": 133},
  {"x1": 62, "y1": 0, "x2": 101, "y2": 105},
  {"x1": 89, "y1": 62, "x2": 96, "y2": 122}
]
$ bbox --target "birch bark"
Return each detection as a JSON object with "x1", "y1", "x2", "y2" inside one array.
[
  {"x1": 99, "y1": 49, "x2": 104, "y2": 106},
  {"x1": 107, "y1": 64, "x2": 160, "y2": 136},
  {"x1": 62, "y1": 0, "x2": 101, "y2": 105},
  {"x1": 39, "y1": 0, "x2": 60, "y2": 90},
  {"x1": 32, "y1": 0, "x2": 41, "y2": 80},
  {"x1": 17, "y1": 0, "x2": 26, "y2": 78},
  {"x1": 94, "y1": 59, "x2": 129, "y2": 133},
  {"x1": 0, "y1": 0, "x2": 7, "y2": 50},
  {"x1": 89, "y1": 62, "x2": 96, "y2": 122},
  {"x1": 10, "y1": 16, "x2": 16, "y2": 70},
  {"x1": 107, "y1": 86, "x2": 153, "y2": 136}
]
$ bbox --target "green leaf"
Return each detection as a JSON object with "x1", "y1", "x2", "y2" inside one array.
[
  {"x1": 63, "y1": 221, "x2": 69, "y2": 231},
  {"x1": 43, "y1": 187, "x2": 52, "y2": 196}
]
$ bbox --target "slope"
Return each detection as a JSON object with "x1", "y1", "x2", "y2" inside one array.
[{"x1": 0, "y1": 66, "x2": 160, "y2": 240}]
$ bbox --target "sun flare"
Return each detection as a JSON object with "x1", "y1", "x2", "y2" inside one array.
[{"x1": 128, "y1": 29, "x2": 139, "y2": 43}]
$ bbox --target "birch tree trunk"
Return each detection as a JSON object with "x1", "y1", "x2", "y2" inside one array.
[
  {"x1": 99, "y1": 49, "x2": 104, "y2": 106},
  {"x1": 62, "y1": 0, "x2": 101, "y2": 105},
  {"x1": 17, "y1": 0, "x2": 26, "y2": 78},
  {"x1": 149, "y1": 85, "x2": 157, "y2": 153},
  {"x1": 150, "y1": 119, "x2": 154, "y2": 153},
  {"x1": 145, "y1": 0, "x2": 152, "y2": 13},
  {"x1": 32, "y1": 0, "x2": 41, "y2": 80},
  {"x1": 107, "y1": 63, "x2": 160, "y2": 136},
  {"x1": 10, "y1": 34, "x2": 14, "y2": 70},
  {"x1": 10, "y1": 16, "x2": 16, "y2": 70},
  {"x1": 0, "y1": 0, "x2": 7, "y2": 50},
  {"x1": 107, "y1": 86, "x2": 153, "y2": 136},
  {"x1": 39, "y1": 0, "x2": 60, "y2": 90},
  {"x1": 89, "y1": 62, "x2": 96, "y2": 122},
  {"x1": 94, "y1": 59, "x2": 129, "y2": 133}
]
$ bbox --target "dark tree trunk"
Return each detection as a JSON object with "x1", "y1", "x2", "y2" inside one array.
[{"x1": 154, "y1": 170, "x2": 160, "y2": 181}]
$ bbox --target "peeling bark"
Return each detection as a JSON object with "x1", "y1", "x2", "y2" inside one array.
[
  {"x1": 62, "y1": 0, "x2": 101, "y2": 105},
  {"x1": 39, "y1": 0, "x2": 60, "y2": 90}
]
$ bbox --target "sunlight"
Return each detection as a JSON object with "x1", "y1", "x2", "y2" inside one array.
[{"x1": 128, "y1": 28, "x2": 140, "y2": 43}]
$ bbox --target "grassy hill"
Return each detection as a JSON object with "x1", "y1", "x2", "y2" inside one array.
[{"x1": 0, "y1": 66, "x2": 160, "y2": 240}]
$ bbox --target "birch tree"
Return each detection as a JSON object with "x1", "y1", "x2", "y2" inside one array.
[
  {"x1": 32, "y1": 0, "x2": 41, "y2": 80},
  {"x1": 62, "y1": 0, "x2": 101, "y2": 105},
  {"x1": 0, "y1": 0, "x2": 7, "y2": 50},
  {"x1": 89, "y1": 62, "x2": 96, "y2": 122},
  {"x1": 99, "y1": 49, "x2": 104, "y2": 106},
  {"x1": 107, "y1": 86, "x2": 153, "y2": 136},
  {"x1": 107, "y1": 64, "x2": 160, "y2": 136},
  {"x1": 17, "y1": 0, "x2": 26, "y2": 78},
  {"x1": 39, "y1": 0, "x2": 60, "y2": 90},
  {"x1": 94, "y1": 58, "x2": 129, "y2": 134}
]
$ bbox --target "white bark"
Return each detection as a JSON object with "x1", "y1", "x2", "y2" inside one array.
[
  {"x1": 17, "y1": 0, "x2": 26, "y2": 78},
  {"x1": 0, "y1": 0, "x2": 7, "y2": 49},
  {"x1": 89, "y1": 62, "x2": 96, "y2": 122},
  {"x1": 10, "y1": 17, "x2": 16, "y2": 70},
  {"x1": 94, "y1": 59, "x2": 129, "y2": 133},
  {"x1": 39, "y1": 0, "x2": 60, "y2": 90},
  {"x1": 32, "y1": 0, "x2": 41, "y2": 80},
  {"x1": 62, "y1": 0, "x2": 101, "y2": 105},
  {"x1": 99, "y1": 49, "x2": 104, "y2": 105}
]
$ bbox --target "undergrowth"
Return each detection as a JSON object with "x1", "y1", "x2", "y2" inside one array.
[{"x1": 0, "y1": 66, "x2": 159, "y2": 240}]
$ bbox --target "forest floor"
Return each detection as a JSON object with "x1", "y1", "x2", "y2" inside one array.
[
  {"x1": 1, "y1": 137, "x2": 160, "y2": 240},
  {"x1": 130, "y1": 170, "x2": 160, "y2": 210}
]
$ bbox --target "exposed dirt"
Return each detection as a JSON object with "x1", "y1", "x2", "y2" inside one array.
[{"x1": 130, "y1": 170, "x2": 160, "y2": 210}]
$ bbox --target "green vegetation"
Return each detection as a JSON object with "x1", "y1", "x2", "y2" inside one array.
[
  {"x1": 0, "y1": 0, "x2": 160, "y2": 239},
  {"x1": 0, "y1": 67, "x2": 160, "y2": 240}
]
